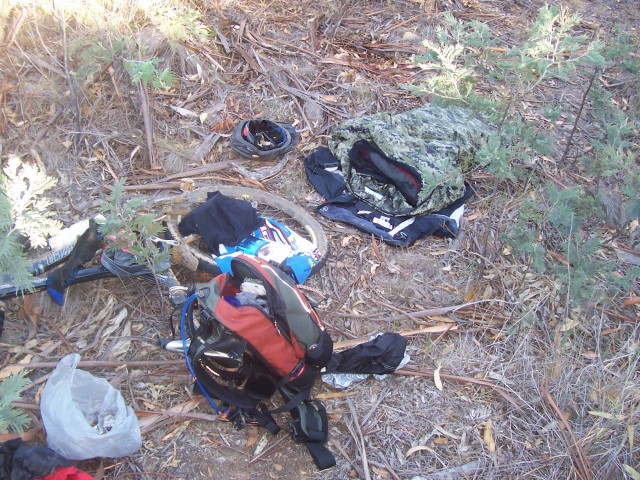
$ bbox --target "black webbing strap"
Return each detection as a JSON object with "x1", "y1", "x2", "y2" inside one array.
[
  {"x1": 288, "y1": 398, "x2": 336, "y2": 470},
  {"x1": 305, "y1": 441, "x2": 336, "y2": 470},
  {"x1": 248, "y1": 404, "x2": 280, "y2": 435},
  {"x1": 269, "y1": 387, "x2": 310, "y2": 415}
]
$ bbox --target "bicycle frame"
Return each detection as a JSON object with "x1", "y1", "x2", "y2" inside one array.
[
  {"x1": 0, "y1": 264, "x2": 113, "y2": 300},
  {"x1": 0, "y1": 224, "x2": 187, "y2": 306}
]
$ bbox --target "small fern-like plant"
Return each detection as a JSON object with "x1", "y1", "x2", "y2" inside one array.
[
  {"x1": 123, "y1": 57, "x2": 176, "y2": 90},
  {"x1": 0, "y1": 157, "x2": 62, "y2": 292},
  {"x1": 0, "y1": 371, "x2": 32, "y2": 434},
  {"x1": 98, "y1": 178, "x2": 167, "y2": 268}
]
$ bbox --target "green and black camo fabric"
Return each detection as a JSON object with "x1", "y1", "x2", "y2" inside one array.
[{"x1": 328, "y1": 104, "x2": 496, "y2": 216}]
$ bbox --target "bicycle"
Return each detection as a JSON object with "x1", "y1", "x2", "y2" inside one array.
[{"x1": 0, "y1": 184, "x2": 329, "y2": 309}]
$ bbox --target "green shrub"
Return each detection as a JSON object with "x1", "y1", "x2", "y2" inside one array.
[
  {"x1": 405, "y1": 5, "x2": 638, "y2": 310},
  {"x1": 0, "y1": 371, "x2": 31, "y2": 434},
  {"x1": 98, "y1": 178, "x2": 167, "y2": 267},
  {"x1": 0, "y1": 157, "x2": 62, "y2": 292}
]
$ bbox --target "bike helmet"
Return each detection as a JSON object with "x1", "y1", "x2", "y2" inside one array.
[{"x1": 230, "y1": 119, "x2": 299, "y2": 160}]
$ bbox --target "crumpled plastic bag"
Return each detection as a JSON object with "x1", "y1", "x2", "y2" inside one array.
[{"x1": 40, "y1": 353, "x2": 141, "y2": 460}]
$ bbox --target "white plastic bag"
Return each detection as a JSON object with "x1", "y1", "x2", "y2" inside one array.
[{"x1": 40, "y1": 353, "x2": 142, "y2": 460}]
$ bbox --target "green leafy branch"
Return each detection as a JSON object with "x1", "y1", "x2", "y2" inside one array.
[
  {"x1": 123, "y1": 57, "x2": 176, "y2": 90},
  {"x1": 98, "y1": 178, "x2": 167, "y2": 268},
  {"x1": 0, "y1": 371, "x2": 32, "y2": 434},
  {"x1": 0, "y1": 157, "x2": 62, "y2": 292},
  {"x1": 404, "y1": 5, "x2": 638, "y2": 312}
]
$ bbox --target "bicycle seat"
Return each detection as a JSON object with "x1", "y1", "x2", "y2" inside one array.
[{"x1": 230, "y1": 119, "x2": 299, "y2": 160}]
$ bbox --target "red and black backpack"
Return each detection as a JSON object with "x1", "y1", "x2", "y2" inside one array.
[{"x1": 181, "y1": 254, "x2": 335, "y2": 469}]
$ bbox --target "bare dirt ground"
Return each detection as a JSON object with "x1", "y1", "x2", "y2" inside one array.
[{"x1": 1, "y1": 0, "x2": 639, "y2": 479}]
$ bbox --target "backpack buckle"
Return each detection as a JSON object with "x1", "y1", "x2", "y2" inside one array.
[{"x1": 218, "y1": 407, "x2": 245, "y2": 430}]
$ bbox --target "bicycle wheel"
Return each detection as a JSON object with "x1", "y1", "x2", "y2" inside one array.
[{"x1": 161, "y1": 185, "x2": 330, "y2": 279}]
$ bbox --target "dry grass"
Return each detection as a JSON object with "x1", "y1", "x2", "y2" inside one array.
[{"x1": 1, "y1": 0, "x2": 639, "y2": 479}]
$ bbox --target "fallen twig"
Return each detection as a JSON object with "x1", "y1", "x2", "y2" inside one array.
[
  {"x1": 231, "y1": 156, "x2": 290, "y2": 181},
  {"x1": 191, "y1": 133, "x2": 222, "y2": 163},
  {"x1": 12, "y1": 398, "x2": 222, "y2": 438},
  {"x1": 103, "y1": 161, "x2": 252, "y2": 192},
  {"x1": 1, "y1": 7, "x2": 26, "y2": 48},
  {"x1": 333, "y1": 324, "x2": 458, "y2": 351},
  {"x1": 396, "y1": 366, "x2": 524, "y2": 413},
  {"x1": 142, "y1": 160, "x2": 250, "y2": 182},
  {"x1": 248, "y1": 433, "x2": 289, "y2": 465},
  {"x1": 560, "y1": 67, "x2": 599, "y2": 164},
  {"x1": 346, "y1": 397, "x2": 371, "y2": 480},
  {"x1": 20, "y1": 359, "x2": 184, "y2": 369},
  {"x1": 333, "y1": 299, "x2": 510, "y2": 322},
  {"x1": 138, "y1": 398, "x2": 205, "y2": 434},
  {"x1": 138, "y1": 82, "x2": 158, "y2": 168},
  {"x1": 541, "y1": 378, "x2": 592, "y2": 480},
  {"x1": 57, "y1": 3, "x2": 82, "y2": 145},
  {"x1": 591, "y1": 305, "x2": 639, "y2": 323}
]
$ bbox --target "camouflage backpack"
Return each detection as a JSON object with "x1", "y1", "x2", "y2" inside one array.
[{"x1": 328, "y1": 104, "x2": 495, "y2": 216}]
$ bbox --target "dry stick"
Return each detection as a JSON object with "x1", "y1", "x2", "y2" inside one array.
[
  {"x1": 476, "y1": 95, "x2": 514, "y2": 277},
  {"x1": 2, "y1": 7, "x2": 26, "y2": 47},
  {"x1": 138, "y1": 81, "x2": 157, "y2": 168},
  {"x1": 136, "y1": 409, "x2": 221, "y2": 424},
  {"x1": 10, "y1": 401, "x2": 222, "y2": 434},
  {"x1": 592, "y1": 305, "x2": 639, "y2": 323},
  {"x1": 346, "y1": 397, "x2": 371, "y2": 480},
  {"x1": 361, "y1": 377, "x2": 395, "y2": 426},
  {"x1": 249, "y1": 47, "x2": 317, "y2": 133},
  {"x1": 368, "y1": 461, "x2": 400, "y2": 480},
  {"x1": 20, "y1": 359, "x2": 184, "y2": 369},
  {"x1": 177, "y1": 87, "x2": 212, "y2": 109},
  {"x1": 307, "y1": 16, "x2": 320, "y2": 52},
  {"x1": 248, "y1": 434, "x2": 289, "y2": 465},
  {"x1": 396, "y1": 366, "x2": 524, "y2": 413},
  {"x1": 109, "y1": 160, "x2": 251, "y2": 192},
  {"x1": 560, "y1": 68, "x2": 599, "y2": 164},
  {"x1": 138, "y1": 159, "x2": 249, "y2": 183},
  {"x1": 540, "y1": 379, "x2": 592, "y2": 480},
  {"x1": 42, "y1": 317, "x2": 77, "y2": 353},
  {"x1": 381, "y1": 14, "x2": 422, "y2": 35},
  {"x1": 29, "y1": 108, "x2": 63, "y2": 151},
  {"x1": 337, "y1": 378, "x2": 397, "y2": 473},
  {"x1": 334, "y1": 299, "x2": 508, "y2": 322},
  {"x1": 56, "y1": 3, "x2": 82, "y2": 146},
  {"x1": 329, "y1": 438, "x2": 361, "y2": 473},
  {"x1": 333, "y1": 324, "x2": 458, "y2": 352},
  {"x1": 372, "y1": 298, "x2": 419, "y2": 323},
  {"x1": 104, "y1": 471, "x2": 187, "y2": 479},
  {"x1": 190, "y1": 132, "x2": 221, "y2": 163}
]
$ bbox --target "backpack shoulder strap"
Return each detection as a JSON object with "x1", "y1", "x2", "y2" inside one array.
[
  {"x1": 289, "y1": 398, "x2": 335, "y2": 470},
  {"x1": 279, "y1": 387, "x2": 336, "y2": 470},
  {"x1": 305, "y1": 437, "x2": 336, "y2": 471}
]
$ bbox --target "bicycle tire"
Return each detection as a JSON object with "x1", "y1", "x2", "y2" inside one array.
[{"x1": 161, "y1": 185, "x2": 330, "y2": 279}]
